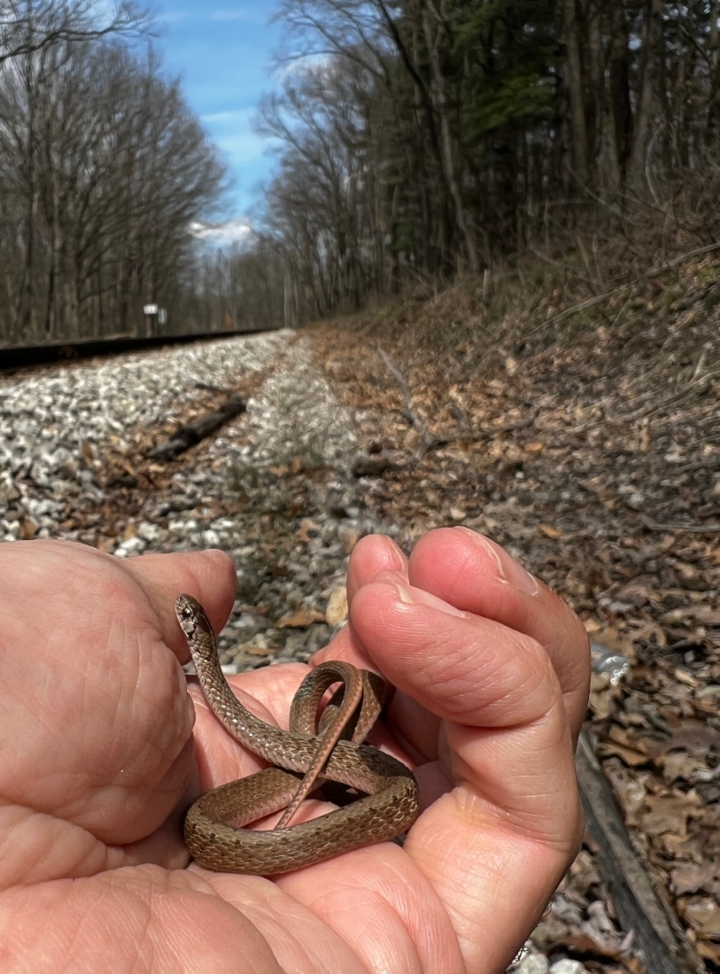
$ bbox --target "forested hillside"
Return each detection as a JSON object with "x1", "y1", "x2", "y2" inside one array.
[
  {"x1": 215, "y1": 0, "x2": 720, "y2": 331},
  {"x1": 2, "y1": 2, "x2": 719, "y2": 344}
]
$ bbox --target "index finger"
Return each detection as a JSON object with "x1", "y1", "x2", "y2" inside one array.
[{"x1": 408, "y1": 528, "x2": 590, "y2": 737}]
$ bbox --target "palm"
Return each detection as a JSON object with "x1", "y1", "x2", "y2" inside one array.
[{"x1": 0, "y1": 531, "x2": 589, "y2": 974}]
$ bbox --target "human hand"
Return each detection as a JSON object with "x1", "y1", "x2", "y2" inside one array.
[{"x1": 0, "y1": 530, "x2": 589, "y2": 973}]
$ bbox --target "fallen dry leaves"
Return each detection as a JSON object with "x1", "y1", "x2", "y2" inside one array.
[{"x1": 308, "y1": 251, "x2": 720, "y2": 971}]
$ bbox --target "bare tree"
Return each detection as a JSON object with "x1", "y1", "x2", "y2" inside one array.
[
  {"x1": 0, "y1": 38, "x2": 226, "y2": 343},
  {"x1": 0, "y1": 0, "x2": 149, "y2": 65}
]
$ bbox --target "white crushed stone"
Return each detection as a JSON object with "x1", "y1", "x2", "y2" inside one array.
[
  {"x1": 1, "y1": 332, "x2": 597, "y2": 971},
  {"x1": 0, "y1": 333, "x2": 289, "y2": 539},
  {"x1": 511, "y1": 951, "x2": 549, "y2": 974},
  {"x1": 549, "y1": 961, "x2": 588, "y2": 974},
  {"x1": 0, "y1": 331, "x2": 385, "y2": 663},
  {"x1": 508, "y1": 947, "x2": 591, "y2": 974}
]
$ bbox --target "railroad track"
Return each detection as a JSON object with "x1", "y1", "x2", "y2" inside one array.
[{"x1": 0, "y1": 326, "x2": 275, "y2": 373}]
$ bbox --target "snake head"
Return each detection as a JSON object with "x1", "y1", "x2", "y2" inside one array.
[{"x1": 175, "y1": 593, "x2": 214, "y2": 642}]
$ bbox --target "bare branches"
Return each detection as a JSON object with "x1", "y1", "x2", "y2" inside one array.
[
  {"x1": 538, "y1": 241, "x2": 720, "y2": 333},
  {"x1": 0, "y1": 33, "x2": 225, "y2": 343},
  {"x1": 244, "y1": 0, "x2": 720, "y2": 339},
  {"x1": 0, "y1": 1, "x2": 151, "y2": 67},
  {"x1": 377, "y1": 345, "x2": 433, "y2": 448}
]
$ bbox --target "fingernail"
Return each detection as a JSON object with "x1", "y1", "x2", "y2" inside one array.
[
  {"x1": 457, "y1": 528, "x2": 539, "y2": 596},
  {"x1": 394, "y1": 583, "x2": 470, "y2": 618}
]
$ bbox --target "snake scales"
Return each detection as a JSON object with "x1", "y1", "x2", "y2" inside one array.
[{"x1": 176, "y1": 594, "x2": 419, "y2": 875}]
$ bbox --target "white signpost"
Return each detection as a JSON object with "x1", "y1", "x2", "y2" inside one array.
[{"x1": 143, "y1": 304, "x2": 167, "y2": 335}]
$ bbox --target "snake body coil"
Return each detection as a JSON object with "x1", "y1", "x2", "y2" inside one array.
[{"x1": 176, "y1": 594, "x2": 419, "y2": 875}]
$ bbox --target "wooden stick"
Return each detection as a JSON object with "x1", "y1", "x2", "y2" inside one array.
[{"x1": 576, "y1": 729, "x2": 705, "y2": 974}]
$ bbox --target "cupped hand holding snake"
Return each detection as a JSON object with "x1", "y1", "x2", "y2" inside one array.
[{"x1": 0, "y1": 530, "x2": 589, "y2": 974}]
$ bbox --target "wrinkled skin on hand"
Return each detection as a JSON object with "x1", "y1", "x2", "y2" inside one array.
[{"x1": 0, "y1": 529, "x2": 589, "y2": 973}]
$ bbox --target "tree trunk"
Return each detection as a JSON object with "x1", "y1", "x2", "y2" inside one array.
[
  {"x1": 421, "y1": 0, "x2": 479, "y2": 274},
  {"x1": 608, "y1": 0, "x2": 633, "y2": 189},
  {"x1": 586, "y1": 0, "x2": 603, "y2": 184},
  {"x1": 44, "y1": 165, "x2": 61, "y2": 340},
  {"x1": 560, "y1": 0, "x2": 590, "y2": 187},
  {"x1": 378, "y1": 0, "x2": 454, "y2": 272},
  {"x1": 707, "y1": 0, "x2": 720, "y2": 145},
  {"x1": 629, "y1": 0, "x2": 667, "y2": 192}
]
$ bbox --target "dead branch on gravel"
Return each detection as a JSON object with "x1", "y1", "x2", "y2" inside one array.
[
  {"x1": 639, "y1": 515, "x2": 720, "y2": 534},
  {"x1": 147, "y1": 394, "x2": 247, "y2": 461}
]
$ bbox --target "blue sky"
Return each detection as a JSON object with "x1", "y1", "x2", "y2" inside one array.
[{"x1": 156, "y1": 1, "x2": 283, "y2": 240}]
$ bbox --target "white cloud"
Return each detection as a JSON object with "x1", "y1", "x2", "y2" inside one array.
[
  {"x1": 191, "y1": 219, "x2": 253, "y2": 245},
  {"x1": 201, "y1": 109, "x2": 251, "y2": 124},
  {"x1": 154, "y1": 11, "x2": 190, "y2": 24},
  {"x1": 216, "y1": 130, "x2": 267, "y2": 166},
  {"x1": 200, "y1": 108, "x2": 267, "y2": 167},
  {"x1": 210, "y1": 8, "x2": 260, "y2": 21},
  {"x1": 275, "y1": 52, "x2": 336, "y2": 83}
]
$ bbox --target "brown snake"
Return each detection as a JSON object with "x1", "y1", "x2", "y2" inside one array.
[{"x1": 176, "y1": 594, "x2": 420, "y2": 875}]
